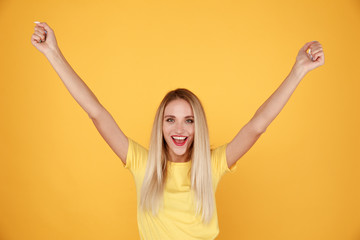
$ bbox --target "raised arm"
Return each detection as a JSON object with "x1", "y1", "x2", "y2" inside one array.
[
  {"x1": 31, "y1": 22, "x2": 128, "y2": 164},
  {"x1": 226, "y1": 41, "x2": 325, "y2": 168}
]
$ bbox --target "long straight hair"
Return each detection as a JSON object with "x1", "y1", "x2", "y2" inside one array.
[{"x1": 139, "y1": 88, "x2": 214, "y2": 223}]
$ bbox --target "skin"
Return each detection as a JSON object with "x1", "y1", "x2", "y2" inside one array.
[
  {"x1": 226, "y1": 41, "x2": 325, "y2": 169},
  {"x1": 31, "y1": 22, "x2": 324, "y2": 168},
  {"x1": 162, "y1": 99, "x2": 195, "y2": 163}
]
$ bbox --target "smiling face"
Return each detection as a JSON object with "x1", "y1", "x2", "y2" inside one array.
[{"x1": 163, "y1": 98, "x2": 195, "y2": 162}]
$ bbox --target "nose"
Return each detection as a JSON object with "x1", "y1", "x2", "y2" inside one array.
[{"x1": 174, "y1": 121, "x2": 185, "y2": 134}]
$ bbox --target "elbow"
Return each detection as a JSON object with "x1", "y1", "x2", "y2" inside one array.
[
  {"x1": 255, "y1": 126, "x2": 267, "y2": 135},
  {"x1": 248, "y1": 119, "x2": 267, "y2": 135},
  {"x1": 88, "y1": 106, "x2": 106, "y2": 120},
  {"x1": 259, "y1": 127, "x2": 267, "y2": 134},
  {"x1": 88, "y1": 111, "x2": 98, "y2": 120},
  {"x1": 88, "y1": 112, "x2": 95, "y2": 120}
]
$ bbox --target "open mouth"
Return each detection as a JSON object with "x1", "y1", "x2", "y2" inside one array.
[{"x1": 171, "y1": 136, "x2": 188, "y2": 146}]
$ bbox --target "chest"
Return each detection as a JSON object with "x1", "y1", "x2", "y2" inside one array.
[{"x1": 165, "y1": 165, "x2": 191, "y2": 193}]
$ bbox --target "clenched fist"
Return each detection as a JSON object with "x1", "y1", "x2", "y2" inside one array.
[
  {"x1": 31, "y1": 22, "x2": 59, "y2": 55},
  {"x1": 294, "y1": 41, "x2": 325, "y2": 75}
]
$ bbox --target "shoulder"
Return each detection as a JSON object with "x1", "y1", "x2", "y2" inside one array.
[
  {"x1": 124, "y1": 138, "x2": 148, "y2": 171},
  {"x1": 211, "y1": 143, "x2": 238, "y2": 176}
]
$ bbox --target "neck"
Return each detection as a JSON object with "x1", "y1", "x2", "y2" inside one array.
[{"x1": 168, "y1": 151, "x2": 190, "y2": 163}]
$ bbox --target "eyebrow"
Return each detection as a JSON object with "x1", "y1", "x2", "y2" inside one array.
[{"x1": 164, "y1": 115, "x2": 194, "y2": 118}]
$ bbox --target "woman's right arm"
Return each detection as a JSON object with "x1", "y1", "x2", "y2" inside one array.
[{"x1": 31, "y1": 22, "x2": 128, "y2": 164}]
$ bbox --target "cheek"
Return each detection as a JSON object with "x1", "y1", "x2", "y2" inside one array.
[
  {"x1": 162, "y1": 124, "x2": 171, "y2": 138},
  {"x1": 162, "y1": 127, "x2": 170, "y2": 146},
  {"x1": 188, "y1": 126, "x2": 195, "y2": 139}
]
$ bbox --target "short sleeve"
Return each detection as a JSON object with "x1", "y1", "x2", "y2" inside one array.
[
  {"x1": 123, "y1": 138, "x2": 148, "y2": 174},
  {"x1": 211, "y1": 143, "x2": 238, "y2": 179}
]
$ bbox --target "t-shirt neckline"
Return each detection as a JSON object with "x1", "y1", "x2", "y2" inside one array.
[{"x1": 167, "y1": 160, "x2": 192, "y2": 166}]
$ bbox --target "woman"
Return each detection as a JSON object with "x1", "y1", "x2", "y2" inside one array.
[{"x1": 31, "y1": 22, "x2": 324, "y2": 240}]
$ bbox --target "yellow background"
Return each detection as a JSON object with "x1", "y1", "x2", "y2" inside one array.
[{"x1": 1, "y1": 0, "x2": 359, "y2": 239}]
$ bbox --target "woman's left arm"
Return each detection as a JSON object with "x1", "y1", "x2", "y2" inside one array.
[{"x1": 226, "y1": 41, "x2": 325, "y2": 169}]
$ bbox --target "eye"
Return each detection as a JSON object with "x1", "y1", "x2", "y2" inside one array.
[
  {"x1": 166, "y1": 118, "x2": 174, "y2": 123},
  {"x1": 186, "y1": 119, "x2": 194, "y2": 123}
]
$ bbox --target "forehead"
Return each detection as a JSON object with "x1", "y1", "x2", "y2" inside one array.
[{"x1": 164, "y1": 99, "x2": 193, "y2": 116}]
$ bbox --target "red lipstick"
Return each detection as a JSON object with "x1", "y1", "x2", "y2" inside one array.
[{"x1": 171, "y1": 135, "x2": 188, "y2": 146}]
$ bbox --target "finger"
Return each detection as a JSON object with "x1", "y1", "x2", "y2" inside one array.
[
  {"x1": 33, "y1": 31, "x2": 45, "y2": 42},
  {"x1": 31, "y1": 34, "x2": 37, "y2": 44},
  {"x1": 314, "y1": 56, "x2": 324, "y2": 66},
  {"x1": 302, "y1": 41, "x2": 316, "y2": 51},
  {"x1": 310, "y1": 43, "x2": 322, "y2": 51},
  {"x1": 308, "y1": 42, "x2": 323, "y2": 59},
  {"x1": 311, "y1": 47, "x2": 323, "y2": 55},
  {"x1": 34, "y1": 28, "x2": 48, "y2": 40},
  {"x1": 307, "y1": 51, "x2": 314, "y2": 61},
  {"x1": 32, "y1": 34, "x2": 42, "y2": 43},
  {"x1": 35, "y1": 29, "x2": 45, "y2": 36},
  {"x1": 36, "y1": 22, "x2": 52, "y2": 34},
  {"x1": 35, "y1": 26, "x2": 46, "y2": 34},
  {"x1": 313, "y1": 51, "x2": 324, "y2": 63},
  {"x1": 35, "y1": 30, "x2": 46, "y2": 41},
  {"x1": 309, "y1": 43, "x2": 321, "y2": 50},
  {"x1": 309, "y1": 41, "x2": 321, "y2": 46}
]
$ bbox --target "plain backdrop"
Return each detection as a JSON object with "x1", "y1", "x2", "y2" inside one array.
[{"x1": 0, "y1": 0, "x2": 359, "y2": 239}]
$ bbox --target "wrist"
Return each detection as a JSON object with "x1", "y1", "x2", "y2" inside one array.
[
  {"x1": 292, "y1": 62, "x2": 307, "y2": 79},
  {"x1": 44, "y1": 46, "x2": 62, "y2": 59}
]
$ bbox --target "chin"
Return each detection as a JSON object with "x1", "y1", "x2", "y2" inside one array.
[
  {"x1": 170, "y1": 142, "x2": 193, "y2": 158},
  {"x1": 171, "y1": 148, "x2": 188, "y2": 157},
  {"x1": 164, "y1": 136, "x2": 194, "y2": 159}
]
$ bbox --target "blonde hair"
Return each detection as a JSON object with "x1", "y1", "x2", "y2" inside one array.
[{"x1": 139, "y1": 88, "x2": 214, "y2": 224}]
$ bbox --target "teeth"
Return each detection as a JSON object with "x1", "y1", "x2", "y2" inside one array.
[{"x1": 172, "y1": 136, "x2": 187, "y2": 140}]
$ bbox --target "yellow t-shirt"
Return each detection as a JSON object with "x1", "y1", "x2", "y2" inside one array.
[{"x1": 123, "y1": 138, "x2": 238, "y2": 240}]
